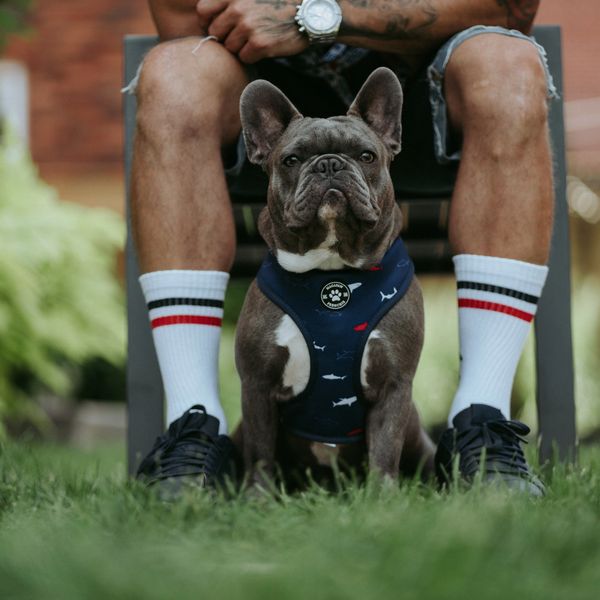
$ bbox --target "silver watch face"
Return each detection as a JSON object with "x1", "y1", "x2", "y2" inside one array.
[{"x1": 304, "y1": 0, "x2": 340, "y2": 33}]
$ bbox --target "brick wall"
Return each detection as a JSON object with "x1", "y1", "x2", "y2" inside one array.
[
  {"x1": 4, "y1": 1, "x2": 154, "y2": 170},
  {"x1": 537, "y1": 1, "x2": 600, "y2": 101}
]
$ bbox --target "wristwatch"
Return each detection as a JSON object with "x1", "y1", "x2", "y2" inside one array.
[{"x1": 295, "y1": 0, "x2": 343, "y2": 45}]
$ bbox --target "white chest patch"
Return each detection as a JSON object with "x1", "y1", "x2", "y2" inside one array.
[
  {"x1": 275, "y1": 314, "x2": 310, "y2": 396},
  {"x1": 360, "y1": 329, "x2": 382, "y2": 390},
  {"x1": 277, "y1": 247, "x2": 346, "y2": 272},
  {"x1": 276, "y1": 219, "x2": 364, "y2": 272}
]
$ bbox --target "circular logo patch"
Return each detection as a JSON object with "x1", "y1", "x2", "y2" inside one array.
[{"x1": 320, "y1": 281, "x2": 351, "y2": 310}]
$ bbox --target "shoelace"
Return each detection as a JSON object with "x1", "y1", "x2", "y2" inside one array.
[
  {"x1": 137, "y1": 405, "x2": 220, "y2": 481},
  {"x1": 455, "y1": 418, "x2": 531, "y2": 476}
]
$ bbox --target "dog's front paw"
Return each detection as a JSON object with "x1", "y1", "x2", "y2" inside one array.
[{"x1": 243, "y1": 462, "x2": 279, "y2": 500}]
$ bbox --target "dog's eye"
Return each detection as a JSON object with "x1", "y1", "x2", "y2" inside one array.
[
  {"x1": 359, "y1": 151, "x2": 376, "y2": 163},
  {"x1": 283, "y1": 155, "x2": 300, "y2": 167}
]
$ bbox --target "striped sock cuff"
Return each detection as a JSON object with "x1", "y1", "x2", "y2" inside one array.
[
  {"x1": 453, "y1": 254, "x2": 548, "y2": 322},
  {"x1": 139, "y1": 270, "x2": 229, "y2": 329}
]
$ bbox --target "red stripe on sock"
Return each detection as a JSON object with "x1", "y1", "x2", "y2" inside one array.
[
  {"x1": 458, "y1": 299, "x2": 534, "y2": 322},
  {"x1": 151, "y1": 315, "x2": 222, "y2": 329}
]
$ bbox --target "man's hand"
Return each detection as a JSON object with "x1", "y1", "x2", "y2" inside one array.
[{"x1": 196, "y1": 0, "x2": 309, "y2": 63}]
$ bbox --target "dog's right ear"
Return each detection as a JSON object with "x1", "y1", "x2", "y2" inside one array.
[{"x1": 240, "y1": 80, "x2": 302, "y2": 166}]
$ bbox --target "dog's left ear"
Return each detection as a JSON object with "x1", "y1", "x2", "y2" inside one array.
[
  {"x1": 347, "y1": 67, "x2": 403, "y2": 156},
  {"x1": 240, "y1": 80, "x2": 302, "y2": 166}
]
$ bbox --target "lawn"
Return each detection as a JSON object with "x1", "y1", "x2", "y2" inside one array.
[{"x1": 1, "y1": 441, "x2": 599, "y2": 600}]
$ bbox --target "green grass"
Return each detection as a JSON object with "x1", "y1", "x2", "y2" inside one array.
[{"x1": 1, "y1": 442, "x2": 600, "y2": 599}]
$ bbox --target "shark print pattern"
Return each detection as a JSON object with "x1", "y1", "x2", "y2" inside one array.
[
  {"x1": 322, "y1": 373, "x2": 347, "y2": 381},
  {"x1": 332, "y1": 396, "x2": 358, "y2": 408}
]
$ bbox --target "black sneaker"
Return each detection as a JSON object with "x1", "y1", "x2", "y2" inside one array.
[
  {"x1": 435, "y1": 404, "x2": 545, "y2": 496},
  {"x1": 136, "y1": 405, "x2": 238, "y2": 498}
]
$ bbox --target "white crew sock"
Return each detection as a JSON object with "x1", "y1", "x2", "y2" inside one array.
[
  {"x1": 448, "y1": 254, "x2": 549, "y2": 426},
  {"x1": 139, "y1": 270, "x2": 229, "y2": 433}
]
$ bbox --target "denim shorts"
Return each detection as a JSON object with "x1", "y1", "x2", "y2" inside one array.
[
  {"x1": 124, "y1": 25, "x2": 558, "y2": 172},
  {"x1": 426, "y1": 25, "x2": 558, "y2": 163}
]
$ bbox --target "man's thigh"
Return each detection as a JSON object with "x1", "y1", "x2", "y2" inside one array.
[{"x1": 427, "y1": 25, "x2": 558, "y2": 164}]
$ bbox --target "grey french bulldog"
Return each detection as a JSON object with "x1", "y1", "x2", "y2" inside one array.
[{"x1": 233, "y1": 67, "x2": 435, "y2": 489}]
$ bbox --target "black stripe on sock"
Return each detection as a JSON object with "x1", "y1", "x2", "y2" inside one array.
[
  {"x1": 457, "y1": 281, "x2": 539, "y2": 305},
  {"x1": 147, "y1": 298, "x2": 224, "y2": 310}
]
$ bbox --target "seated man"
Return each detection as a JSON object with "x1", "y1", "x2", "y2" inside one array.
[{"x1": 132, "y1": 0, "x2": 555, "y2": 494}]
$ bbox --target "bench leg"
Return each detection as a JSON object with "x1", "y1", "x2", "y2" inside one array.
[{"x1": 534, "y1": 60, "x2": 576, "y2": 463}]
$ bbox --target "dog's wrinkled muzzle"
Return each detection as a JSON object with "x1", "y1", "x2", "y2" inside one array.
[{"x1": 285, "y1": 155, "x2": 379, "y2": 229}]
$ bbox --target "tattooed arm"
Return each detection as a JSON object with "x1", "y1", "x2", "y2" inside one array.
[
  {"x1": 190, "y1": 0, "x2": 538, "y2": 63},
  {"x1": 337, "y1": 1, "x2": 540, "y2": 53}
]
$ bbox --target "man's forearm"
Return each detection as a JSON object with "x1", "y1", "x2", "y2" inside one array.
[
  {"x1": 337, "y1": 1, "x2": 539, "y2": 53},
  {"x1": 145, "y1": 0, "x2": 539, "y2": 65}
]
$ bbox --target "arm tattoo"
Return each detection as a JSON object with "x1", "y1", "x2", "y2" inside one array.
[
  {"x1": 496, "y1": 0, "x2": 539, "y2": 31},
  {"x1": 340, "y1": 0, "x2": 438, "y2": 41},
  {"x1": 255, "y1": 0, "x2": 297, "y2": 9}
]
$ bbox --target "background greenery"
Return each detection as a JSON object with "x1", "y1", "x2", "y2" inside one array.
[
  {"x1": 0, "y1": 0, "x2": 32, "y2": 52},
  {"x1": 0, "y1": 133, "x2": 125, "y2": 434}
]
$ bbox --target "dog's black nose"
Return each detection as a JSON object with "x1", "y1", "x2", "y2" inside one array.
[{"x1": 313, "y1": 155, "x2": 345, "y2": 177}]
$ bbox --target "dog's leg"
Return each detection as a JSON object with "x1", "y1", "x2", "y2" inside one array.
[
  {"x1": 365, "y1": 380, "x2": 413, "y2": 481},
  {"x1": 240, "y1": 383, "x2": 279, "y2": 489},
  {"x1": 399, "y1": 403, "x2": 436, "y2": 479},
  {"x1": 361, "y1": 280, "x2": 432, "y2": 481},
  {"x1": 235, "y1": 282, "x2": 293, "y2": 491}
]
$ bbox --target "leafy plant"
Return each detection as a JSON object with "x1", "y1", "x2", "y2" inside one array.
[
  {"x1": 0, "y1": 130, "x2": 125, "y2": 432},
  {"x1": 0, "y1": 0, "x2": 32, "y2": 52}
]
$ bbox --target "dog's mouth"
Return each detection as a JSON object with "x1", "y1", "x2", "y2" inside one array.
[
  {"x1": 317, "y1": 188, "x2": 348, "y2": 220},
  {"x1": 285, "y1": 174, "x2": 379, "y2": 230}
]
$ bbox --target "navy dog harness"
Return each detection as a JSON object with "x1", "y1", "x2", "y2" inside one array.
[{"x1": 256, "y1": 237, "x2": 414, "y2": 444}]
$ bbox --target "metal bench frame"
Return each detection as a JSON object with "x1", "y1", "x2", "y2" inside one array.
[{"x1": 123, "y1": 26, "x2": 576, "y2": 475}]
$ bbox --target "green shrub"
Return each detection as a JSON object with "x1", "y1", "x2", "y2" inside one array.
[
  {"x1": 0, "y1": 132, "x2": 125, "y2": 432},
  {"x1": 0, "y1": 0, "x2": 32, "y2": 52}
]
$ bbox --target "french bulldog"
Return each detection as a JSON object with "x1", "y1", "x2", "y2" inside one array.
[{"x1": 234, "y1": 67, "x2": 435, "y2": 489}]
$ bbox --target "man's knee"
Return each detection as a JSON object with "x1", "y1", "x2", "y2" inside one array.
[
  {"x1": 445, "y1": 35, "x2": 549, "y2": 142},
  {"x1": 135, "y1": 38, "x2": 248, "y2": 143}
]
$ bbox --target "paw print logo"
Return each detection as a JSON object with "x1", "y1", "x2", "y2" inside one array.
[{"x1": 320, "y1": 281, "x2": 351, "y2": 310}]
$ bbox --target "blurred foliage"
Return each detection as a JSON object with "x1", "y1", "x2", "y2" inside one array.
[
  {"x1": 0, "y1": 0, "x2": 32, "y2": 52},
  {"x1": 0, "y1": 129, "x2": 125, "y2": 433}
]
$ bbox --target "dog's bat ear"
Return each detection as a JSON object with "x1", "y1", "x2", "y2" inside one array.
[
  {"x1": 347, "y1": 67, "x2": 403, "y2": 156},
  {"x1": 240, "y1": 80, "x2": 302, "y2": 166}
]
